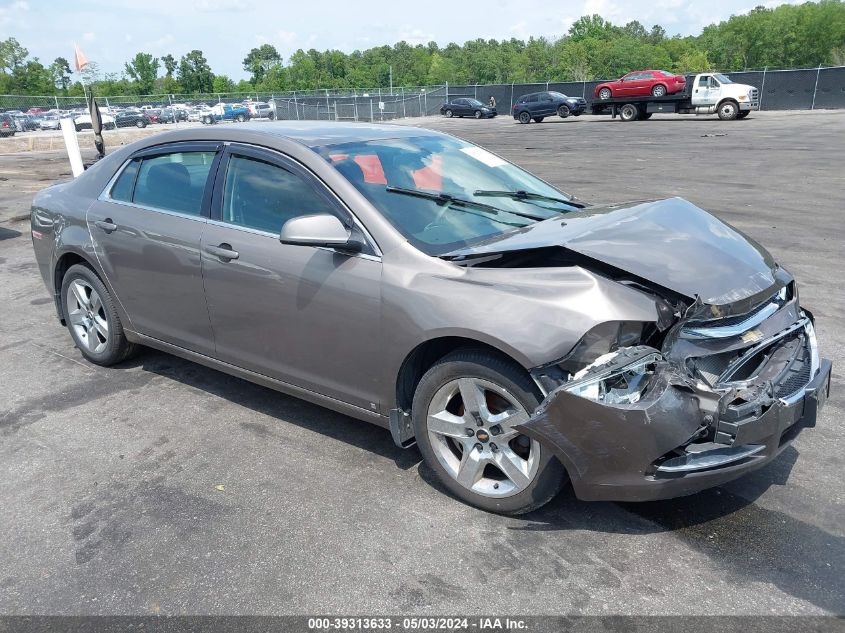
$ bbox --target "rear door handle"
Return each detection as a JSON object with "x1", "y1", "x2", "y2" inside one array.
[
  {"x1": 205, "y1": 243, "x2": 239, "y2": 261},
  {"x1": 95, "y1": 219, "x2": 117, "y2": 233}
]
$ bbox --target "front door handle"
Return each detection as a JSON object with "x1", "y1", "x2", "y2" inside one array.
[
  {"x1": 205, "y1": 243, "x2": 239, "y2": 261},
  {"x1": 95, "y1": 219, "x2": 117, "y2": 233}
]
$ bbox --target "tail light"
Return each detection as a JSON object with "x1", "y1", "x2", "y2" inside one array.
[{"x1": 1, "y1": 121, "x2": 8, "y2": 127}]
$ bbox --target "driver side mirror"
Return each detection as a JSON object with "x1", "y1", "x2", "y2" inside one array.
[{"x1": 279, "y1": 214, "x2": 363, "y2": 253}]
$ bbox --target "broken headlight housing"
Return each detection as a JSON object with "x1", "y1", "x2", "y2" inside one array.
[{"x1": 563, "y1": 347, "x2": 663, "y2": 405}]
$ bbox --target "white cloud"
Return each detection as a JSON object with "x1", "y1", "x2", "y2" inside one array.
[
  {"x1": 397, "y1": 28, "x2": 434, "y2": 46},
  {"x1": 82, "y1": 31, "x2": 95, "y2": 41},
  {"x1": 193, "y1": 0, "x2": 247, "y2": 12}
]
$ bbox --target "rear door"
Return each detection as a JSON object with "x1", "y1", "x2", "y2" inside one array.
[
  {"x1": 88, "y1": 142, "x2": 221, "y2": 355},
  {"x1": 199, "y1": 144, "x2": 383, "y2": 410}
]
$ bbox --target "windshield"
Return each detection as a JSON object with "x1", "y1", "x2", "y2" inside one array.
[
  {"x1": 467, "y1": 99, "x2": 484, "y2": 107},
  {"x1": 714, "y1": 73, "x2": 733, "y2": 84},
  {"x1": 549, "y1": 91, "x2": 569, "y2": 99},
  {"x1": 315, "y1": 135, "x2": 579, "y2": 255}
]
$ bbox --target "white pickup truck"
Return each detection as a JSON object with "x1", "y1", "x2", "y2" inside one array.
[{"x1": 590, "y1": 73, "x2": 760, "y2": 121}]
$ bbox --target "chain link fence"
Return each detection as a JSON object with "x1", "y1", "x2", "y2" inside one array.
[{"x1": 1, "y1": 66, "x2": 844, "y2": 124}]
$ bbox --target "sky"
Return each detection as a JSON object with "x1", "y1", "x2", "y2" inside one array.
[{"x1": 1, "y1": 0, "x2": 800, "y2": 81}]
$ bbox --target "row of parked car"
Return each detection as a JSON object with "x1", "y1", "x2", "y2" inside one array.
[{"x1": 0, "y1": 100, "x2": 279, "y2": 137}]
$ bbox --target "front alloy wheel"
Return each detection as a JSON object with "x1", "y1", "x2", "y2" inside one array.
[
  {"x1": 413, "y1": 350, "x2": 566, "y2": 514},
  {"x1": 598, "y1": 87, "x2": 612, "y2": 100},
  {"x1": 445, "y1": 109, "x2": 453, "y2": 118}
]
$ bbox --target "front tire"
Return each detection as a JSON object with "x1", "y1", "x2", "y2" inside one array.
[
  {"x1": 718, "y1": 100, "x2": 739, "y2": 121},
  {"x1": 136, "y1": 120, "x2": 145, "y2": 128},
  {"x1": 598, "y1": 87, "x2": 612, "y2": 100},
  {"x1": 61, "y1": 264, "x2": 137, "y2": 366},
  {"x1": 517, "y1": 111, "x2": 531, "y2": 124},
  {"x1": 445, "y1": 109, "x2": 453, "y2": 118},
  {"x1": 474, "y1": 110, "x2": 482, "y2": 119},
  {"x1": 236, "y1": 114, "x2": 246, "y2": 122},
  {"x1": 412, "y1": 350, "x2": 566, "y2": 515},
  {"x1": 557, "y1": 105, "x2": 570, "y2": 118}
]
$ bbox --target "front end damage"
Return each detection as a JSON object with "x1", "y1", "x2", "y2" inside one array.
[{"x1": 516, "y1": 284, "x2": 832, "y2": 502}]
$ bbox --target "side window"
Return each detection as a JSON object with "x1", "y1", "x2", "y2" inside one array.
[
  {"x1": 541, "y1": 93, "x2": 553, "y2": 102},
  {"x1": 110, "y1": 158, "x2": 140, "y2": 202},
  {"x1": 222, "y1": 155, "x2": 336, "y2": 234},
  {"x1": 527, "y1": 94, "x2": 538, "y2": 103},
  {"x1": 133, "y1": 151, "x2": 216, "y2": 216}
]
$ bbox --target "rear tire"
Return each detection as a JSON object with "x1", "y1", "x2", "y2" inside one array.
[
  {"x1": 412, "y1": 349, "x2": 566, "y2": 515},
  {"x1": 651, "y1": 84, "x2": 667, "y2": 97},
  {"x1": 236, "y1": 114, "x2": 246, "y2": 122},
  {"x1": 136, "y1": 120, "x2": 145, "y2": 128},
  {"x1": 60, "y1": 264, "x2": 138, "y2": 366},
  {"x1": 518, "y1": 111, "x2": 531, "y2": 124},
  {"x1": 619, "y1": 103, "x2": 639, "y2": 122}
]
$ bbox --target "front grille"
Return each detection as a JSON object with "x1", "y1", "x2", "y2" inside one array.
[{"x1": 689, "y1": 318, "x2": 816, "y2": 400}]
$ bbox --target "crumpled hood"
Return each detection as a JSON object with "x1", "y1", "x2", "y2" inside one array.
[{"x1": 446, "y1": 197, "x2": 781, "y2": 306}]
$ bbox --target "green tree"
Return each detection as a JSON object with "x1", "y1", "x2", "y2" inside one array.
[
  {"x1": 124, "y1": 52, "x2": 159, "y2": 94},
  {"x1": 178, "y1": 50, "x2": 214, "y2": 93},
  {"x1": 212, "y1": 74, "x2": 235, "y2": 92},
  {"x1": 161, "y1": 53, "x2": 177, "y2": 77},
  {"x1": 243, "y1": 44, "x2": 282, "y2": 83},
  {"x1": 0, "y1": 37, "x2": 28, "y2": 73},
  {"x1": 49, "y1": 57, "x2": 72, "y2": 92}
]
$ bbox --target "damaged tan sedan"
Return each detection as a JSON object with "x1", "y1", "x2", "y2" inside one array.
[{"x1": 31, "y1": 122, "x2": 831, "y2": 514}]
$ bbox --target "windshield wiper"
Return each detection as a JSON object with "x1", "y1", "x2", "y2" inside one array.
[
  {"x1": 385, "y1": 186, "x2": 546, "y2": 221},
  {"x1": 473, "y1": 189, "x2": 586, "y2": 209}
]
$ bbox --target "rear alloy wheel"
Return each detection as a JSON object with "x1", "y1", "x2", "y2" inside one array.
[
  {"x1": 557, "y1": 104, "x2": 570, "y2": 118},
  {"x1": 651, "y1": 84, "x2": 667, "y2": 97},
  {"x1": 445, "y1": 109, "x2": 453, "y2": 118},
  {"x1": 474, "y1": 110, "x2": 483, "y2": 119},
  {"x1": 412, "y1": 350, "x2": 566, "y2": 515},
  {"x1": 236, "y1": 114, "x2": 246, "y2": 122},
  {"x1": 61, "y1": 264, "x2": 137, "y2": 366},
  {"x1": 598, "y1": 87, "x2": 612, "y2": 100},
  {"x1": 619, "y1": 103, "x2": 639, "y2": 122},
  {"x1": 518, "y1": 111, "x2": 531, "y2": 124},
  {"x1": 718, "y1": 100, "x2": 739, "y2": 121}
]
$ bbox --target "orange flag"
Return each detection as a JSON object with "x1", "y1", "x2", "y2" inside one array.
[{"x1": 74, "y1": 44, "x2": 89, "y2": 72}]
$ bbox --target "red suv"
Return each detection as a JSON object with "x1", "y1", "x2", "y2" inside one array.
[{"x1": 595, "y1": 70, "x2": 686, "y2": 100}]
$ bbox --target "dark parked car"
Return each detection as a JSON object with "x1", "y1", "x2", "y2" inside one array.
[
  {"x1": 512, "y1": 91, "x2": 587, "y2": 124},
  {"x1": 30, "y1": 122, "x2": 831, "y2": 515},
  {"x1": 114, "y1": 111, "x2": 151, "y2": 128},
  {"x1": 440, "y1": 98, "x2": 496, "y2": 119},
  {"x1": 159, "y1": 107, "x2": 188, "y2": 123},
  {"x1": 0, "y1": 113, "x2": 15, "y2": 136}
]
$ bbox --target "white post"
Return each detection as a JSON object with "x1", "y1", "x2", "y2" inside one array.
[
  {"x1": 759, "y1": 67, "x2": 767, "y2": 110},
  {"x1": 60, "y1": 118, "x2": 84, "y2": 177},
  {"x1": 54, "y1": 95, "x2": 59, "y2": 109},
  {"x1": 423, "y1": 90, "x2": 427, "y2": 114},
  {"x1": 811, "y1": 65, "x2": 822, "y2": 110}
]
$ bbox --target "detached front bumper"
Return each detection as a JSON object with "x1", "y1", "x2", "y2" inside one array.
[{"x1": 516, "y1": 357, "x2": 831, "y2": 502}]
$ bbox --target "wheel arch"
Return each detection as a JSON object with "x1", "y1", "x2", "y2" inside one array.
[{"x1": 394, "y1": 335, "x2": 537, "y2": 414}]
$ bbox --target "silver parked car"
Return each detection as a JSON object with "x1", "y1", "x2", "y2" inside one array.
[{"x1": 30, "y1": 122, "x2": 831, "y2": 514}]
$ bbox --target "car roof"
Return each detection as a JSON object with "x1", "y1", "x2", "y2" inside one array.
[{"x1": 179, "y1": 121, "x2": 444, "y2": 149}]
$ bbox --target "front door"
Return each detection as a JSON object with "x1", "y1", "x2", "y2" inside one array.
[
  {"x1": 200, "y1": 145, "x2": 383, "y2": 411},
  {"x1": 87, "y1": 143, "x2": 220, "y2": 355}
]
